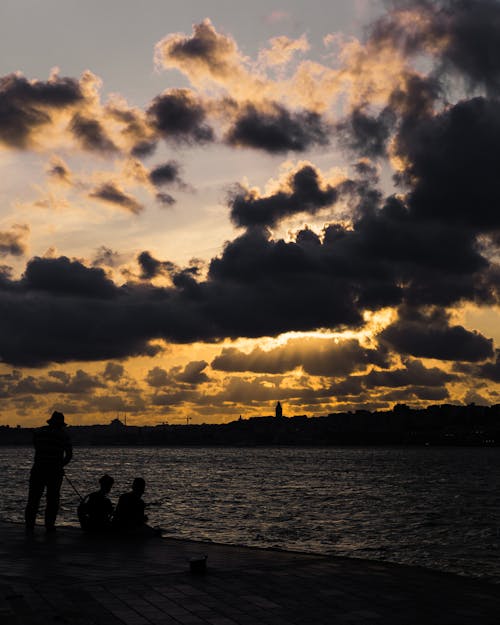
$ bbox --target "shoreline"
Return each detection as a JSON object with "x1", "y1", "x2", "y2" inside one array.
[
  {"x1": 2, "y1": 518, "x2": 498, "y2": 586},
  {"x1": 0, "y1": 520, "x2": 499, "y2": 624}
]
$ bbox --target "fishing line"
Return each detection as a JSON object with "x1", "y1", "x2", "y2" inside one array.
[{"x1": 63, "y1": 471, "x2": 84, "y2": 502}]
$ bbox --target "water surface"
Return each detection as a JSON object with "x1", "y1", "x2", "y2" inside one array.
[{"x1": 2, "y1": 446, "x2": 500, "y2": 581}]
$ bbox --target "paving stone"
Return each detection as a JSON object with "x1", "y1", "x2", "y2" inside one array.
[{"x1": 1, "y1": 522, "x2": 500, "y2": 625}]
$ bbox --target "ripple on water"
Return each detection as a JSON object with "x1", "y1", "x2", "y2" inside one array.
[{"x1": 2, "y1": 446, "x2": 500, "y2": 581}]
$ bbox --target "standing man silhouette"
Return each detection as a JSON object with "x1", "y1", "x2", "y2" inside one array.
[{"x1": 25, "y1": 411, "x2": 73, "y2": 533}]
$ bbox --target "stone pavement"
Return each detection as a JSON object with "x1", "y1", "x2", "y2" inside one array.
[{"x1": 0, "y1": 521, "x2": 499, "y2": 624}]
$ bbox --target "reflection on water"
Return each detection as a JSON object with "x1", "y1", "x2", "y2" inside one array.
[{"x1": 2, "y1": 446, "x2": 500, "y2": 581}]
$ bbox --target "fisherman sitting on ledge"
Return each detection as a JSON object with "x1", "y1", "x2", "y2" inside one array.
[
  {"x1": 78, "y1": 474, "x2": 114, "y2": 532},
  {"x1": 112, "y1": 477, "x2": 148, "y2": 532}
]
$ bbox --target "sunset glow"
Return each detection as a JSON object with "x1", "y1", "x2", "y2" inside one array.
[{"x1": 1, "y1": 0, "x2": 500, "y2": 425}]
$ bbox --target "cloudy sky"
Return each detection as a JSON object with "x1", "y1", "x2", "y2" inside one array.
[{"x1": 1, "y1": 0, "x2": 500, "y2": 426}]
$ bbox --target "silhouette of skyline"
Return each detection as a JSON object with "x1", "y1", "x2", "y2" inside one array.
[{"x1": 2, "y1": 402, "x2": 499, "y2": 447}]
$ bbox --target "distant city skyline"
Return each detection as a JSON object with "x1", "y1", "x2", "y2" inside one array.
[{"x1": 1, "y1": 1, "x2": 500, "y2": 426}]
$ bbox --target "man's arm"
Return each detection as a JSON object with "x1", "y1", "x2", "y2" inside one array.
[{"x1": 63, "y1": 435, "x2": 73, "y2": 466}]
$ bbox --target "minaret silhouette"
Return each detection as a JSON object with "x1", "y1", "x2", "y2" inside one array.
[{"x1": 275, "y1": 401, "x2": 283, "y2": 418}]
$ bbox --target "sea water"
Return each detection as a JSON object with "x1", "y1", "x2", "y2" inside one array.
[{"x1": 2, "y1": 446, "x2": 499, "y2": 581}]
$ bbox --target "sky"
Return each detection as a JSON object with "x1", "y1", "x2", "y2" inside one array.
[{"x1": 1, "y1": 0, "x2": 500, "y2": 426}]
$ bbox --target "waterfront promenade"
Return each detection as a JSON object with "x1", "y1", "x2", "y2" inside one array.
[{"x1": 0, "y1": 521, "x2": 499, "y2": 624}]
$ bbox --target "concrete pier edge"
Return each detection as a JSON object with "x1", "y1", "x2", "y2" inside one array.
[{"x1": 0, "y1": 519, "x2": 499, "y2": 624}]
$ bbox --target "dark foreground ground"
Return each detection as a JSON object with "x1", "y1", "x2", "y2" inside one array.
[{"x1": 0, "y1": 521, "x2": 499, "y2": 624}]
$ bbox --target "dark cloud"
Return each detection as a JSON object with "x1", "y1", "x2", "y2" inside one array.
[
  {"x1": 477, "y1": 351, "x2": 500, "y2": 382},
  {"x1": 92, "y1": 246, "x2": 123, "y2": 268},
  {"x1": 437, "y1": 0, "x2": 500, "y2": 94},
  {"x1": 105, "y1": 103, "x2": 155, "y2": 156},
  {"x1": 156, "y1": 18, "x2": 238, "y2": 79},
  {"x1": 70, "y1": 113, "x2": 117, "y2": 154},
  {"x1": 207, "y1": 228, "x2": 365, "y2": 335},
  {"x1": 83, "y1": 391, "x2": 146, "y2": 414},
  {"x1": 0, "y1": 226, "x2": 28, "y2": 257},
  {"x1": 2, "y1": 3, "x2": 500, "y2": 375},
  {"x1": 379, "y1": 385, "x2": 450, "y2": 402},
  {"x1": 211, "y1": 337, "x2": 389, "y2": 376},
  {"x1": 0, "y1": 73, "x2": 83, "y2": 148},
  {"x1": 376, "y1": 1, "x2": 500, "y2": 95},
  {"x1": 229, "y1": 164, "x2": 338, "y2": 228},
  {"x1": 145, "y1": 366, "x2": 169, "y2": 388},
  {"x1": 90, "y1": 182, "x2": 143, "y2": 214},
  {"x1": 149, "y1": 161, "x2": 182, "y2": 186},
  {"x1": 176, "y1": 360, "x2": 209, "y2": 385},
  {"x1": 380, "y1": 307, "x2": 494, "y2": 362},
  {"x1": 335, "y1": 59, "x2": 500, "y2": 309},
  {"x1": 0, "y1": 237, "x2": 360, "y2": 365},
  {"x1": 148, "y1": 159, "x2": 189, "y2": 203},
  {"x1": 0, "y1": 280, "x2": 163, "y2": 366},
  {"x1": 226, "y1": 102, "x2": 330, "y2": 153},
  {"x1": 337, "y1": 106, "x2": 396, "y2": 158},
  {"x1": 150, "y1": 388, "x2": 198, "y2": 407},
  {"x1": 47, "y1": 158, "x2": 71, "y2": 183},
  {"x1": 22, "y1": 256, "x2": 118, "y2": 298},
  {"x1": 147, "y1": 89, "x2": 214, "y2": 144},
  {"x1": 410, "y1": 386, "x2": 450, "y2": 401},
  {"x1": 0, "y1": 73, "x2": 83, "y2": 107},
  {"x1": 102, "y1": 362, "x2": 125, "y2": 382},
  {"x1": 327, "y1": 359, "x2": 455, "y2": 402},
  {"x1": 137, "y1": 251, "x2": 176, "y2": 280},
  {"x1": 205, "y1": 377, "x2": 296, "y2": 404},
  {"x1": 342, "y1": 197, "x2": 490, "y2": 308},
  {"x1": 48, "y1": 370, "x2": 69, "y2": 383},
  {"x1": 0, "y1": 194, "x2": 495, "y2": 369},
  {"x1": 11, "y1": 369, "x2": 105, "y2": 396},
  {"x1": 131, "y1": 140, "x2": 157, "y2": 158},
  {"x1": 456, "y1": 349, "x2": 500, "y2": 382},
  {"x1": 156, "y1": 192, "x2": 176, "y2": 206},
  {"x1": 389, "y1": 73, "x2": 441, "y2": 124},
  {"x1": 146, "y1": 361, "x2": 209, "y2": 388},
  {"x1": 50, "y1": 165, "x2": 68, "y2": 179},
  {"x1": 362, "y1": 359, "x2": 456, "y2": 388},
  {"x1": 138, "y1": 251, "x2": 163, "y2": 280},
  {"x1": 396, "y1": 96, "x2": 500, "y2": 232}
]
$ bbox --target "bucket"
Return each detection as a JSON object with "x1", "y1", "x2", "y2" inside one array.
[{"x1": 188, "y1": 554, "x2": 208, "y2": 574}]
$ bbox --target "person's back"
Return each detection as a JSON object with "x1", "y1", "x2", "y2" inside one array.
[
  {"x1": 25, "y1": 411, "x2": 72, "y2": 532},
  {"x1": 33, "y1": 424, "x2": 72, "y2": 469},
  {"x1": 112, "y1": 477, "x2": 147, "y2": 531},
  {"x1": 79, "y1": 474, "x2": 114, "y2": 532}
]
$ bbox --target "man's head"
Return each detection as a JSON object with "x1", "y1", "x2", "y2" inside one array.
[
  {"x1": 132, "y1": 477, "x2": 145, "y2": 496},
  {"x1": 99, "y1": 474, "x2": 114, "y2": 494},
  {"x1": 47, "y1": 411, "x2": 66, "y2": 428}
]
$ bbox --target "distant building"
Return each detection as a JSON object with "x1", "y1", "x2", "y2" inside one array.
[{"x1": 275, "y1": 401, "x2": 283, "y2": 418}]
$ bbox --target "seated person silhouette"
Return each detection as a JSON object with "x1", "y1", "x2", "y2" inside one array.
[
  {"x1": 78, "y1": 474, "x2": 114, "y2": 532},
  {"x1": 112, "y1": 477, "x2": 148, "y2": 531}
]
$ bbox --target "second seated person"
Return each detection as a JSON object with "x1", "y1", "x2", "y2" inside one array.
[
  {"x1": 79, "y1": 474, "x2": 114, "y2": 532},
  {"x1": 112, "y1": 477, "x2": 148, "y2": 531}
]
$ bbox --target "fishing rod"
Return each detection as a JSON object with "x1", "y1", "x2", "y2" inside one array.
[
  {"x1": 64, "y1": 470, "x2": 166, "y2": 507},
  {"x1": 63, "y1": 471, "x2": 84, "y2": 502}
]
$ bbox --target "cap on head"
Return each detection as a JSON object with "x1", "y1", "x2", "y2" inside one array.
[{"x1": 47, "y1": 411, "x2": 66, "y2": 427}]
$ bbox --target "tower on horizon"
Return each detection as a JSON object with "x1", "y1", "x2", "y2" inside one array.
[{"x1": 275, "y1": 401, "x2": 283, "y2": 418}]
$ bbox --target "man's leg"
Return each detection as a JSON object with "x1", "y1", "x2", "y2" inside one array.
[
  {"x1": 25, "y1": 469, "x2": 45, "y2": 530},
  {"x1": 45, "y1": 471, "x2": 63, "y2": 531}
]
